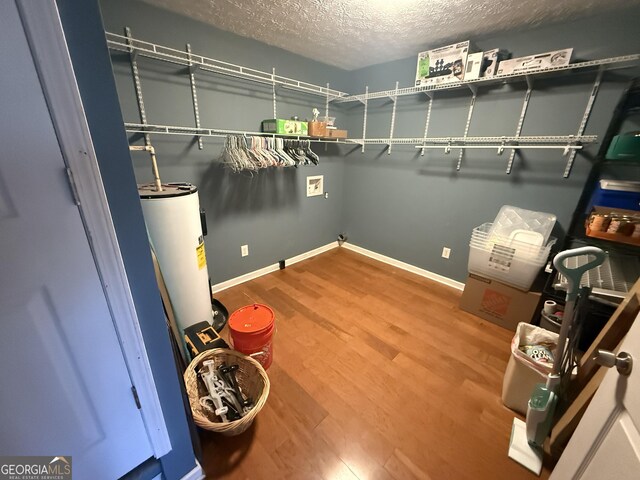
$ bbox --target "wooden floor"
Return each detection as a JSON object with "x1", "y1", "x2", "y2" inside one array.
[{"x1": 200, "y1": 248, "x2": 551, "y2": 479}]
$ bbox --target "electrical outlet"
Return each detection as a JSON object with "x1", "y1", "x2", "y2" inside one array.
[
  {"x1": 442, "y1": 247, "x2": 451, "y2": 259},
  {"x1": 324, "y1": 192, "x2": 329, "y2": 199},
  {"x1": 241, "y1": 244, "x2": 249, "y2": 257}
]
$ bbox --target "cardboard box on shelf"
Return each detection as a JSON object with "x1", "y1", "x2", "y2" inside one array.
[
  {"x1": 308, "y1": 121, "x2": 327, "y2": 137},
  {"x1": 496, "y1": 48, "x2": 572, "y2": 76},
  {"x1": 262, "y1": 119, "x2": 309, "y2": 136},
  {"x1": 482, "y1": 48, "x2": 510, "y2": 78},
  {"x1": 459, "y1": 273, "x2": 542, "y2": 331},
  {"x1": 415, "y1": 41, "x2": 472, "y2": 86},
  {"x1": 463, "y1": 49, "x2": 510, "y2": 80},
  {"x1": 326, "y1": 129, "x2": 348, "y2": 139},
  {"x1": 464, "y1": 52, "x2": 484, "y2": 81}
]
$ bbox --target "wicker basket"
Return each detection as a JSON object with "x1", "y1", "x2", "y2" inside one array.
[{"x1": 184, "y1": 348, "x2": 270, "y2": 435}]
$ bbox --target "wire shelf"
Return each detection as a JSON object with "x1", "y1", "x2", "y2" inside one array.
[
  {"x1": 125, "y1": 123, "x2": 360, "y2": 144},
  {"x1": 106, "y1": 32, "x2": 349, "y2": 100},
  {"x1": 554, "y1": 251, "x2": 640, "y2": 300},
  {"x1": 335, "y1": 54, "x2": 640, "y2": 103},
  {"x1": 359, "y1": 135, "x2": 598, "y2": 145}
]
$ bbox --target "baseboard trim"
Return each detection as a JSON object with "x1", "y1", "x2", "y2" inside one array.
[
  {"x1": 341, "y1": 243, "x2": 464, "y2": 291},
  {"x1": 211, "y1": 242, "x2": 339, "y2": 294},
  {"x1": 180, "y1": 461, "x2": 204, "y2": 480}
]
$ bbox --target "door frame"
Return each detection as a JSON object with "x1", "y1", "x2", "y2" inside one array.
[{"x1": 16, "y1": 0, "x2": 171, "y2": 458}]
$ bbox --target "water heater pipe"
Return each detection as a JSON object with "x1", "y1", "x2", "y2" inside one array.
[{"x1": 129, "y1": 144, "x2": 163, "y2": 191}]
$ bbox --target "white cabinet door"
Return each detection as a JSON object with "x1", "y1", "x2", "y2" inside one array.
[
  {"x1": 551, "y1": 311, "x2": 640, "y2": 479},
  {"x1": 0, "y1": 1, "x2": 154, "y2": 478}
]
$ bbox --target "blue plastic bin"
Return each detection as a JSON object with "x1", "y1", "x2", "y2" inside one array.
[{"x1": 591, "y1": 180, "x2": 640, "y2": 211}]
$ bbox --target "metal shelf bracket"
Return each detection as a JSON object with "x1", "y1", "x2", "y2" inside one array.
[
  {"x1": 272, "y1": 68, "x2": 277, "y2": 119},
  {"x1": 186, "y1": 43, "x2": 203, "y2": 149},
  {"x1": 388, "y1": 81, "x2": 399, "y2": 154},
  {"x1": 506, "y1": 79, "x2": 534, "y2": 173},
  {"x1": 563, "y1": 68, "x2": 604, "y2": 178},
  {"x1": 362, "y1": 85, "x2": 368, "y2": 153},
  {"x1": 125, "y1": 27, "x2": 150, "y2": 148},
  {"x1": 457, "y1": 91, "x2": 477, "y2": 170},
  {"x1": 420, "y1": 92, "x2": 435, "y2": 157}
]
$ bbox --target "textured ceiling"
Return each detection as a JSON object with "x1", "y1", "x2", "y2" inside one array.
[{"x1": 141, "y1": 0, "x2": 638, "y2": 70}]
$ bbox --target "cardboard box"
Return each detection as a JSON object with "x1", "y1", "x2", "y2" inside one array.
[
  {"x1": 415, "y1": 41, "x2": 472, "y2": 86},
  {"x1": 463, "y1": 52, "x2": 484, "y2": 80},
  {"x1": 459, "y1": 273, "x2": 542, "y2": 331},
  {"x1": 463, "y1": 49, "x2": 510, "y2": 80},
  {"x1": 482, "y1": 48, "x2": 510, "y2": 78},
  {"x1": 496, "y1": 48, "x2": 572, "y2": 76},
  {"x1": 326, "y1": 129, "x2": 347, "y2": 139},
  {"x1": 262, "y1": 119, "x2": 308, "y2": 136},
  {"x1": 308, "y1": 121, "x2": 327, "y2": 137}
]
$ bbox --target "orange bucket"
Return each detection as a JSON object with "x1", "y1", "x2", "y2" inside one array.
[{"x1": 228, "y1": 304, "x2": 275, "y2": 369}]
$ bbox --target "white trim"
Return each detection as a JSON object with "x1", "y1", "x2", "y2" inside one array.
[
  {"x1": 16, "y1": 1, "x2": 171, "y2": 457},
  {"x1": 212, "y1": 242, "x2": 339, "y2": 293},
  {"x1": 180, "y1": 461, "x2": 205, "y2": 480},
  {"x1": 341, "y1": 243, "x2": 465, "y2": 291}
]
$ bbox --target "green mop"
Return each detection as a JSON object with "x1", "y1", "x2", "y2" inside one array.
[{"x1": 508, "y1": 246, "x2": 606, "y2": 475}]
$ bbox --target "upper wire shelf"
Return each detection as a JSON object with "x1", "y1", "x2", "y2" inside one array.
[
  {"x1": 106, "y1": 32, "x2": 350, "y2": 100},
  {"x1": 335, "y1": 54, "x2": 640, "y2": 103}
]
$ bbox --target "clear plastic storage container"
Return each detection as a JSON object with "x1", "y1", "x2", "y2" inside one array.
[
  {"x1": 468, "y1": 223, "x2": 556, "y2": 290},
  {"x1": 489, "y1": 205, "x2": 557, "y2": 244}
]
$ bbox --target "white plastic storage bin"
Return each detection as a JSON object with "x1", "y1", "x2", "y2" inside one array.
[{"x1": 468, "y1": 223, "x2": 556, "y2": 290}]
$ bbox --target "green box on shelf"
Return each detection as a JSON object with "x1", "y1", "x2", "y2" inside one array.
[{"x1": 262, "y1": 119, "x2": 308, "y2": 136}]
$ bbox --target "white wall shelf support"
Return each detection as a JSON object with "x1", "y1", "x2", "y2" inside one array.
[
  {"x1": 387, "y1": 81, "x2": 399, "y2": 155},
  {"x1": 271, "y1": 68, "x2": 277, "y2": 119},
  {"x1": 125, "y1": 28, "x2": 150, "y2": 148},
  {"x1": 506, "y1": 76, "x2": 534, "y2": 173},
  {"x1": 186, "y1": 43, "x2": 203, "y2": 150},
  {"x1": 457, "y1": 91, "x2": 477, "y2": 170},
  {"x1": 420, "y1": 92, "x2": 435, "y2": 157},
  {"x1": 563, "y1": 69, "x2": 604, "y2": 178},
  {"x1": 361, "y1": 85, "x2": 368, "y2": 153}
]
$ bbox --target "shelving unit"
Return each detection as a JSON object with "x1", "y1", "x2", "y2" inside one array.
[
  {"x1": 337, "y1": 54, "x2": 639, "y2": 177},
  {"x1": 107, "y1": 28, "x2": 351, "y2": 155},
  {"x1": 107, "y1": 29, "x2": 640, "y2": 177}
]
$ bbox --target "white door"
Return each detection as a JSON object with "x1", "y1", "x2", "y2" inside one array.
[
  {"x1": 0, "y1": 1, "x2": 154, "y2": 479},
  {"x1": 551, "y1": 311, "x2": 640, "y2": 479}
]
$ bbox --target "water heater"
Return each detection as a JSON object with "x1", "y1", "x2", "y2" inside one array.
[{"x1": 139, "y1": 182, "x2": 212, "y2": 333}]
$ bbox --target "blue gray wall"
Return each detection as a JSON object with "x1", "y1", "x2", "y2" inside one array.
[
  {"x1": 57, "y1": 1, "x2": 196, "y2": 478},
  {"x1": 100, "y1": 0, "x2": 352, "y2": 284},
  {"x1": 342, "y1": 9, "x2": 640, "y2": 282}
]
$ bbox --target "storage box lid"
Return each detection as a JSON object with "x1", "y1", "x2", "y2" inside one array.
[
  {"x1": 229, "y1": 304, "x2": 275, "y2": 334},
  {"x1": 599, "y1": 179, "x2": 640, "y2": 192}
]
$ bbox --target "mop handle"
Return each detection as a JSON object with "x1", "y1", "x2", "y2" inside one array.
[{"x1": 551, "y1": 246, "x2": 606, "y2": 376}]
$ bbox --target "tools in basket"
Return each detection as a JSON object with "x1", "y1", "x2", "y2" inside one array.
[{"x1": 198, "y1": 360, "x2": 254, "y2": 422}]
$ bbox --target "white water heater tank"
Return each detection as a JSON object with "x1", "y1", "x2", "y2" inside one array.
[{"x1": 139, "y1": 183, "x2": 212, "y2": 333}]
